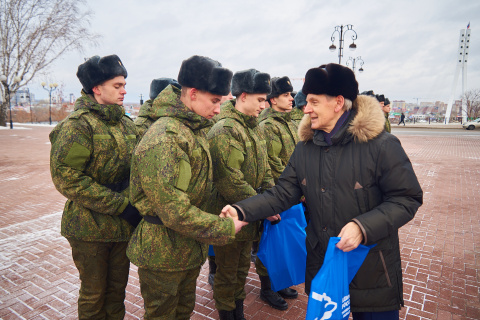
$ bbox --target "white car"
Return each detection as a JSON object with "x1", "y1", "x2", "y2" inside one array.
[{"x1": 463, "y1": 118, "x2": 480, "y2": 130}]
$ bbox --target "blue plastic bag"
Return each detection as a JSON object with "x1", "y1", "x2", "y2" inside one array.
[
  {"x1": 306, "y1": 237, "x2": 373, "y2": 320},
  {"x1": 257, "y1": 203, "x2": 307, "y2": 292}
]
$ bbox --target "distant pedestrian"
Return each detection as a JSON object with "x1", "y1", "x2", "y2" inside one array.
[
  {"x1": 399, "y1": 112, "x2": 406, "y2": 126},
  {"x1": 50, "y1": 54, "x2": 142, "y2": 319}
]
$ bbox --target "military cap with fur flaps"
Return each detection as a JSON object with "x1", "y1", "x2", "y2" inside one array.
[
  {"x1": 77, "y1": 55, "x2": 128, "y2": 94},
  {"x1": 231, "y1": 69, "x2": 271, "y2": 96},
  {"x1": 149, "y1": 78, "x2": 181, "y2": 100},
  {"x1": 267, "y1": 76, "x2": 294, "y2": 100},
  {"x1": 294, "y1": 90, "x2": 307, "y2": 108},
  {"x1": 376, "y1": 94, "x2": 385, "y2": 103},
  {"x1": 302, "y1": 63, "x2": 358, "y2": 101},
  {"x1": 177, "y1": 55, "x2": 233, "y2": 96}
]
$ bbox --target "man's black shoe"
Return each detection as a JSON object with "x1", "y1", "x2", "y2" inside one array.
[
  {"x1": 260, "y1": 289, "x2": 288, "y2": 310},
  {"x1": 278, "y1": 287, "x2": 298, "y2": 299}
]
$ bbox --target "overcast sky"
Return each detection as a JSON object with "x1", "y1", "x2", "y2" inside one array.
[{"x1": 31, "y1": 0, "x2": 480, "y2": 105}]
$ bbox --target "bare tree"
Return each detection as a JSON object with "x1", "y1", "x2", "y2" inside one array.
[
  {"x1": 0, "y1": 0, "x2": 98, "y2": 127},
  {"x1": 462, "y1": 89, "x2": 480, "y2": 120}
]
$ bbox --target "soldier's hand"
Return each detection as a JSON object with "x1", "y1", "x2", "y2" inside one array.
[
  {"x1": 221, "y1": 205, "x2": 239, "y2": 219},
  {"x1": 336, "y1": 222, "x2": 363, "y2": 252},
  {"x1": 232, "y1": 218, "x2": 249, "y2": 233}
]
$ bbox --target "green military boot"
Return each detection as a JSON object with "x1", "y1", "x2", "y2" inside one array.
[{"x1": 259, "y1": 275, "x2": 288, "y2": 310}]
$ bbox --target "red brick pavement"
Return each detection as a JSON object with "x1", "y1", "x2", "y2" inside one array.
[{"x1": 0, "y1": 124, "x2": 478, "y2": 320}]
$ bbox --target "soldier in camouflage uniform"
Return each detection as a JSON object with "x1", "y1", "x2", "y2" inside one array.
[
  {"x1": 126, "y1": 55, "x2": 246, "y2": 320},
  {"x1": 135, "y1": 78, "x2": 181, "y2": 138},
  {"x1": 208, "y1": 69, "x2": 275, "y2": 320},
  {"x1": 50, "y1": 55, "x2": 142, "y2": 320},
  {"x1": 291, "y1": 89, "x2": 307, "y2": 126},
  {"x1": 254, "y1": 76, "x2": 299, "y2": 310}
]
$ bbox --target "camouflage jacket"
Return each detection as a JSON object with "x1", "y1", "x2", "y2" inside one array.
[
  {"x1": 49, "y1": 91, "x2": 139, "y2": 242},
  {"x1": 384, "y1": 112, "x2": 391, "y2": 133},
  {"x1": 134, "y1": 99, "x2": 155, "y2": 138},
  {"x1": 208, "y1": 100, "x2": 274, "y2": 241},
  {"x1": 290, "y1": 107, "x2": 305, "y2": 124},
  {"x1": 258, "y1": 107, "x2": 299, "y2": 183},
  {"x1": 126, "y1": 85, "x2": 235, "y2": 271},
  {"x1": 134, "y1": 86, "x2": 177, "y2": 138}
]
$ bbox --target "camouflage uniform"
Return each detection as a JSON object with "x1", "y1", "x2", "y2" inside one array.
[
  {"x1": 384, "y1": 112, "x2": 392, "y2": 133},
  {"x1": 126, "y1": 85, "x2": 235, "y2": 319},
  {"x1": 208, "y1": 99, "x2": 274, "y2": 311},
  {"x1": 134, "y1": 99, "x2": 156, "y2": 138},
  {"x1": 49, "y1": 91, "x2": 139, "y2": 319},
  {"x1": 258, "y1": 107, "x2": 299, "y2": 183},
  {"x1": 289, "y1": 107, "x2": 305, "y2": 128}
]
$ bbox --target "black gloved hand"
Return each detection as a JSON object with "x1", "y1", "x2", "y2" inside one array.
[{"x1": 119, "y1": 203, "x2": 142, "y2": 227}]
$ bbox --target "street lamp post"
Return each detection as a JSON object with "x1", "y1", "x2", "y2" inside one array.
[
  {"x1": 0, "y1": 74, "x2": 21, "y2": 129},
  {"x1": 346, "y1": 56, "x2": 365, "y2": 74},
  {"x1": 41, "y1": 82, "x2": 58, "y2": 125},
  {"x1": 329, "y1": 24, "x2": 358, "y2": 65}
]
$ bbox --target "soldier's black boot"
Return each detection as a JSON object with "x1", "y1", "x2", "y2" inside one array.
[
  {"x1": 218, "y1": 309, "x2": 235, "y2": 320},
  {"x1": 278, "y1": 287, "x2": 298, "y2": 299},
  {"x1": 259, "y1": 276, "x2": 288, "y2": 310},
  {"x1": 251, "y1": 241, "x2": 259, "y2": 263},
  {"x1": 234, "y1": 300, "x2": 246, "y2": 320},
  {"x1": 208, "y1": 256, "x2": 216, "y2": 287}
]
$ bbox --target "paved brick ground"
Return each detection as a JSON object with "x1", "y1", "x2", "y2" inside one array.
[{"x1": 0, "y1": 124, "x2": 478, "y2": 320}]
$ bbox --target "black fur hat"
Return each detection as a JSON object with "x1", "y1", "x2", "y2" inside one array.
[
  {"x1": 302, "y1": 63, "x2": 358, "y2": 101},
  {"x1": 77, "y1": 55, "x2": 128, "y2": 94},
  {"x1": 150, "y1": 78, "x2": 181, "y2": 100},
  {"x1": 376, "y1": 94, "x2": 385, "y2": 103},
  {"x1": 231, "y1": 69, "x2": 271, "y2": 96},
  {"x1": 268, "y1": 76, "x2": 294, "y2": 100},
  {"x1": 384, "y1": 98, "x2": 390, "y2": 106},
  {"x1": 294, "y1": 90, "x2": 307, "y2": 108},
  {"x1": 360, "y1": 90, "x2": 375, "y2": 97},
  {"x1": 177, "y1": 55, "x2": 233, "y2": 96}
]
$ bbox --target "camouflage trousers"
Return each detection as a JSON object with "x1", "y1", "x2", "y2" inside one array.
[
  {"x1": 213, "y1": 240, "x2": 252, "y2": 311},
  {"x1": 67, "y1": 239, "x2": 130, "y2": 320},
  {"x1": 254, "y1": 238, "x2": 269, "y2": 277},
  {"x1": 138, "y1": 267, "x2": 201, "y2": 320}
]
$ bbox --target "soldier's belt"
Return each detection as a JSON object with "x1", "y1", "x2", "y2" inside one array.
[{"x1": 143, "y1": 215, "x2": 164, "y2": 225}]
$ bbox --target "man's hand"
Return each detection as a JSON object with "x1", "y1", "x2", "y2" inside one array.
[
  {"x1": 220, "y1": 205, "x2": 238, "y2": 219},
  {"x1": 220, "y1": 205, "x2": 248, "y2": 233},
  {"x1": 336, "y1": 222, "x2": 363, "y2": 252},
  {"x1": 266, "y1": 214, "x2": 281, "y2": 223}
]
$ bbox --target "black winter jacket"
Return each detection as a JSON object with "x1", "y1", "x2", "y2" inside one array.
[{"x1": 234, "y1": 95, "x2": 423, "y2": 312}]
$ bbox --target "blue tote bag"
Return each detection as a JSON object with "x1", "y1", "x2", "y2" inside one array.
[
  {"x1": 306, "y1": 237, "x2": 374, "y2": 320},
  {"x1": 257, "y1": 203, "x2": 307, "y2": 292}
]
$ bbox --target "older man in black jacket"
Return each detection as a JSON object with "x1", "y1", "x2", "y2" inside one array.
[{"x1": 222, "y1": 63, "x2": 423, "y2": 320}]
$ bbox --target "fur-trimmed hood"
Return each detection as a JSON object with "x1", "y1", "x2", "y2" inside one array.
[{"x1": 298, "y1": 95, "x2": 385, "y2": 143}]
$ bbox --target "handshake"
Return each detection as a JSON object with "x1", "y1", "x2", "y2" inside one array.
[
  {"x1": 219, "y1": 205, "x2": 281, "y2": 234},
  {"x1": 220, "y1": 205, "x2": 248, "y2": 233}
]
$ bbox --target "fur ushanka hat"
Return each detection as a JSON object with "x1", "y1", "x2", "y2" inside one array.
[
  {"x1": 302, "y1": 63, "x2": 358, "y2": 101},
  {"x1": 376, "y1": 94, "x2": 385, "y2": 103},
  {"x1": 149, "y1": 78, "x2": 181, "y2": 100},
  {"x1": 294, "y1": 90, "x2": 307, "y2": 108},
  {"x1": 267, "y1": 76, "x2": 294, "y2": 100},
  {"x1": 231, "y1": 69, "x2": 271, "y2": 96},
  {"x1": 177, "y1": 55, "x2": 233, "y2": 96},
  {"x1": 77, "y1": 55, "x2": 128, "y2": 94}
]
